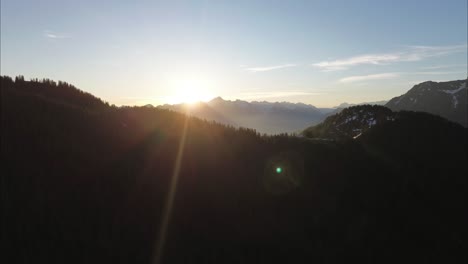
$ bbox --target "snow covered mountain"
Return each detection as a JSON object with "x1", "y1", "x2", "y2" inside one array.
[
  {"x1": 158, "y1": 97, "x2": 327, "y2": 134},
  {"x1": 386, "y1": 79, "x2": 467, "y2": 126}
]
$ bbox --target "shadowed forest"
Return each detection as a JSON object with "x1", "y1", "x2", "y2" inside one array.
[{"x1": 2, "y1": 76, "x2": 467, "y2": 263}]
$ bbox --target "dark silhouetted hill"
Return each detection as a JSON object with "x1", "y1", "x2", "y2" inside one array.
[{"x1": 2, "y1": 76, "x2": 467, "y2": 264}]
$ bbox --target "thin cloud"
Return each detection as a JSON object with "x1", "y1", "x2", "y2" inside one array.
[
  {"x1": 421, "y1": 64, "x2": 467, "y2": 70},
  {"x1": 405, "y1": 45, "x2": 467, "y2": 58},
  {"x1": 339, "y1": 70, "x2": 465, "y2": 83},
  {"x1": 339, "y1": 73, "x2": 399, "y2": 83},
  {"x1": 245, "y1": 64, "x2": 297, "y2": 73},
  {"x1": 313, "y1": 44, "x2": 467, "y2": 71},
  {"x1": 313, "y1": 54, "x2": 401, "y2": 71},
  {"x1": 44, "y1": 30, "x2": 70, "y2": 39},
  {"x1": 411, "y1": 71, "x2": 467, "y2": 75}
]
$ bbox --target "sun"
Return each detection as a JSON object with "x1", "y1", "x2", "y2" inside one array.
[{"x1": 167, "y1": 77, "x2": 214, "y2": 105}]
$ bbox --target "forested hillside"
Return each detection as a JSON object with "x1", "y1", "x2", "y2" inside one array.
[{"x1": 2, "y1": 76, "x2": 467, "y2": 264}]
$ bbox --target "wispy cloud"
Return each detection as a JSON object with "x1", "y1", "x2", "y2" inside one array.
[
  {"x1": 313, "y1": 44, "x2": 467, "y2": 71},
  {"x1": 421, "y1": 64, "x2": 467, "y2": 70},
  {"x1": 410, "y1": 71, "x2": 467, "y2": 75},
  {"x1": 245, "y1": 64, "x2": 297, "y2": 73},
  {"x1": 339, "y1": 70, "x2": 465, "y2": 83},
  {"x1": 44, "y1": 30, "x2": 70, "y2": 39},
  {"x1": 339, "y1": 73, "x2": 399, "y2": 83},
  {"x1": 237, "y1": 91, "x2": 323, "y2": 100},
  {"x1": 313, "y1": 54, "x2": 401, "y2": 71}
]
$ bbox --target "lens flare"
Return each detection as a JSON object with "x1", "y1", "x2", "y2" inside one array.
[{"x1": 263, "y1": 151, "x2": 304, "y2": 195}]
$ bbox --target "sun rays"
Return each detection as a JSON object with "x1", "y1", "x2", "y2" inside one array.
[{"x1": 153, "y1": 112, "x2": 190, "y2": 264}]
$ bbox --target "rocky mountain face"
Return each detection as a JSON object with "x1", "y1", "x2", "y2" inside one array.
[
  {"x1": 158, "y1": 97, "x2": 327, "y2": 134},
  {"x1": 302, "y1": 105, "x2": 395, "y2": 139},
  {"x1": 386, "y1": 79, "x2": 467, "y2": 126},
  {"x1": 303, "y1": 102, "x2": 466, "y2": 141}
]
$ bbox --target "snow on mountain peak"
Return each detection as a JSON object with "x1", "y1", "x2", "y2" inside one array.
[{"x1": 440, "y1": 82, "x2": 467, "y2": 108}]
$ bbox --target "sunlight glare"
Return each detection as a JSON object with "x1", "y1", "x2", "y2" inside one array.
[{"x1": 167, "y1": 77, "x2": 214, "y2": 104}]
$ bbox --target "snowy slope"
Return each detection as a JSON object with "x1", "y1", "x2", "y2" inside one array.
[{"x1": 386, "y1": 79, "x2": 467, "y2": 126}]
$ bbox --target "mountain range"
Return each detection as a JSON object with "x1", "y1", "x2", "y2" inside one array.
[
  {"x1": 158, "y1": 98, "x2": 392, "y2": 134},
  {"x1": 158, "y1": 98, "x2": 328, "y2": 134},
  {"x1": 158, "y1": 79, "x2": 467, "y2": 133}
]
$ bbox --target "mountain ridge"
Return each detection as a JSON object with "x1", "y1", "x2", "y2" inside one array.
[
  {"x1": 386, "y1": 79, "x2": 467, "y2": 126},
  {"x1": 302, "y1": 104, "x2": 465, "y2": 140},
  {"x1": 158, "y1": 97, "x2": 327, "y2": 134}
]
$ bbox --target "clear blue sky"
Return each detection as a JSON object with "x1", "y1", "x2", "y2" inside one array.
[{"x1": 1, "y1": 0, "x2": 467, "y2": 107}]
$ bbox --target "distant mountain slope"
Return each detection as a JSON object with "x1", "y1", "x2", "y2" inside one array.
[
  {"x1": 158, "y1": 97, "x2": 327, "y2": 134},
  {"x1": 386, "y1": 79, "x2": 467, "y2": 126},
  {"x1": 334, "y1": 100, "x2": 388, "y2": 109},
  {"x1": 323, "y1": 100, "x2": 389, "y2": 117}
]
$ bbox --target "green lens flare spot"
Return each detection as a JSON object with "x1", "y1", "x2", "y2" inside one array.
[{"x1": 276, "y1": 167, "x2": 282, "y2": 173}]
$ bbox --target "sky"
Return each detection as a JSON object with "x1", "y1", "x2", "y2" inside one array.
[{"x1": 1, "y1": 0, "x2": 467, "y2": 107}]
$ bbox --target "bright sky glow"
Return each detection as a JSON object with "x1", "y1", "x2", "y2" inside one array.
[
  {"x1": 1, "y1": 0, "x2": 466, "y2": 107},
  {"x1": 164, "y1": 75, "x2": 215, "y2": 104}
]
